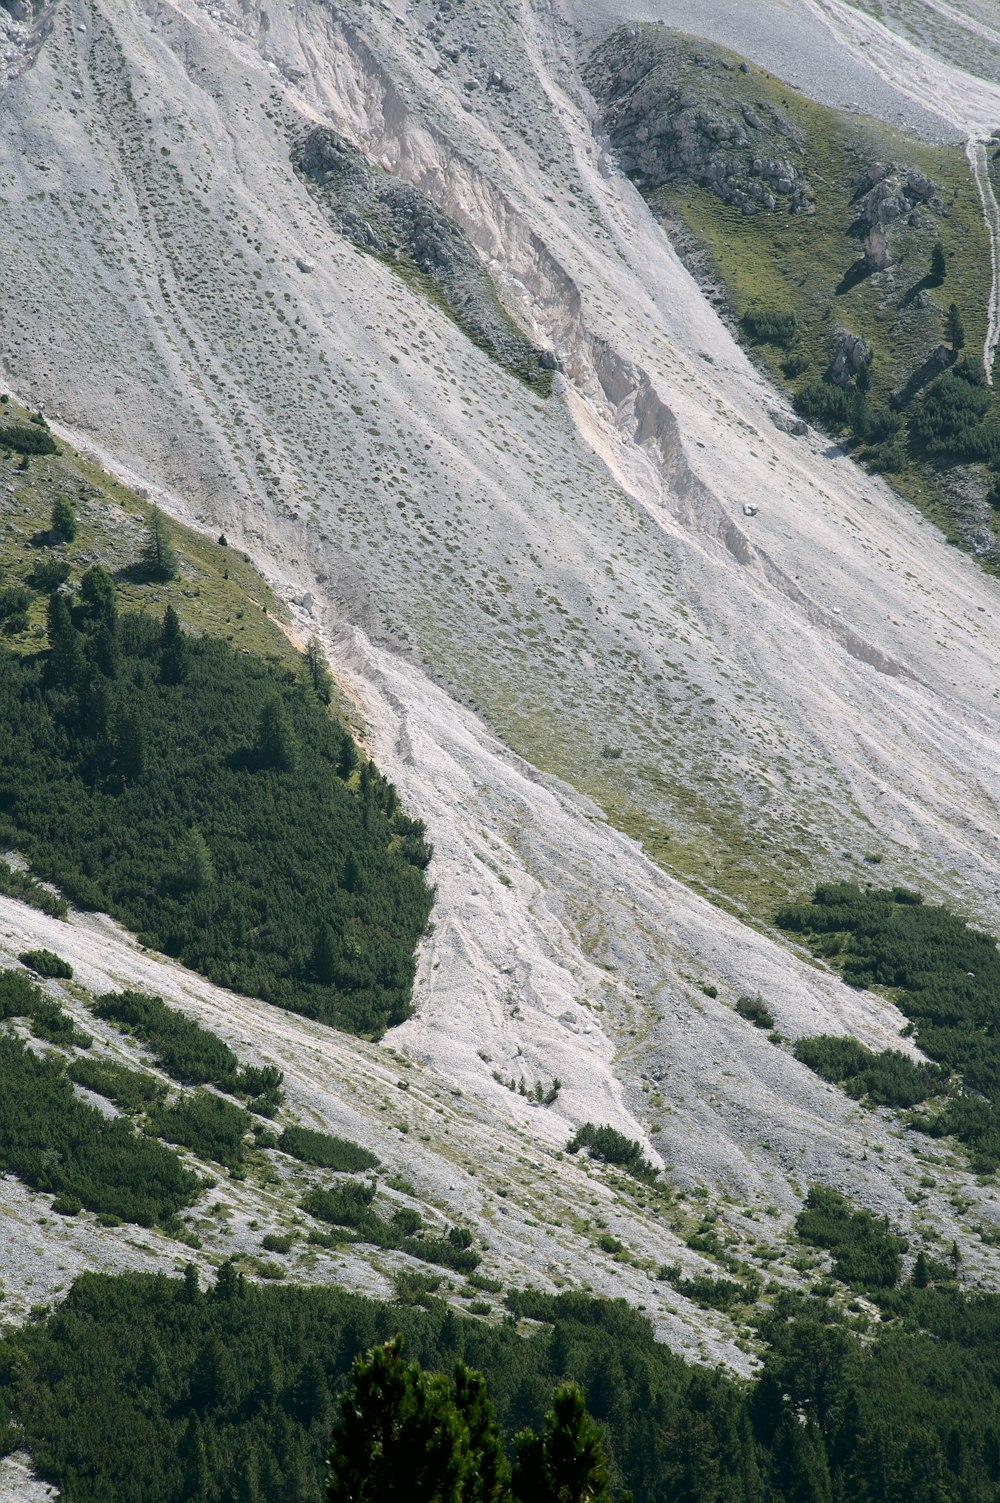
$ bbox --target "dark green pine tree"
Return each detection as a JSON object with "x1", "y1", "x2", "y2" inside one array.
[
  {"x1": 230, "y1": 1446, "x2": 264, "y2": 1503},
  {"x1": 326, "y1": 1337, "x2": 468, "y2": 1503},
  {"x1": 160, "y1": 604, "x2": 188, "y2": 684},
  {"x1": 77, "y1": 565, "x2": 117, "y2": 632},
  {"x1": 290, "y1": 1355, "x2": 332, "y2": 1428},
  {"x1": 946, "y1": 302, "x2": 966, "y2": 353},
  {"x1": 50, "y1": 494, "x2": 77, "y2": 542},
  {"x1": 88, "y1": 623, "x2": 120, "y2": 679},
  {"x1": 45, "y1": 591, "x2": 85, "y2": 690},
  {"x1": 180, "y1": 1414, "x2": 210, "y2": 1502},
  {"x1": 453, "y1": 1362, "x2": 510, "y2": 1503},
  {"x1": 254, "y1": 695, "x2": 298, "y2": 771},
  {"x1": 311, "y1": 923, "x2": 337, "y2": 985},
  {"x1": 141, "y1": 507, "x2": 179, "y2": 582},
  {"x1": 337, "y1": 730, "x2": 358, "y2": 779},
  {"x1": 512, "y1": 1383, "x2": 611, "y2": 1503},
  {"x1": 930, "y1": 238, "x2": 946, "y2": 285}
]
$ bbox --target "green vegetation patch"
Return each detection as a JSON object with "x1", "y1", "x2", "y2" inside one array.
[
  {"x1": 0, "y1": 859, "x2": 67, "y2": 919},
  {"x1": 279, "y1": 1124, "x2": 379, "y2": 1173},
  {"x1": 67, "y1": 1055, "x2": 166, "y2": 1115},
  {"x1": 93, "y1": 991, "x2": 241, "y2": 1090},
  {"x1": 18, "y1": 948, "x2": 72, "y2": 979},
  {"x1": 0, "y1": 585, "x2": 433, "y2": 1037},
  {"x1": 0, "y1": 1032, "x2": 198, "y2": 1224},
  {"x1": 0, "y1": 966, "x2": 88, "y2": 1047},
  {"x1": 793, "y1": 1033, "x2": 947, "y2": 1107},
  {"x1": 795, "y1": 1184, "x2": 907, "y2": 1291},
  {"x1": 149, "y1": 1090, "x2": 253, "y2": 1172},
  {"x1": 0, "y1": 417, "x2": 58, "y2": 456},
  {"x1": 735, "y1": 994, "x2": 774, "y2": 1029},
  {"x1": 566, "y1": 1122, "x2": 658, "y2": 1182},
  {"x1": 7, "y1": 1269, "x2": 1000, "y2": 1501},
  {"x1": 585, "y1": 25, "x2": 1000, "y2": 561},
  {"x1": 778, "y1": 882, "x2": 1000, "y2": 1167},
  {"x1": 301, "y1": 1184, "x2": 481, "y2": 1274}
]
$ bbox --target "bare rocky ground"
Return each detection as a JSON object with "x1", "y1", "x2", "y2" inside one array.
[{"x1": 1, "y1": 3, "x2": 1000, "y2": 1489}]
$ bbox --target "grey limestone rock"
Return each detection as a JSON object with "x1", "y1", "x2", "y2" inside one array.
[
  {"x1": 293, "y1": 128, "x2": 552, "y2": 389},
  {"x1": 826, "y1": 328, "x2": 871, "y2": 387},
  {"x1": 584, "y1": 27, "x2": 812, "y2": 217}
]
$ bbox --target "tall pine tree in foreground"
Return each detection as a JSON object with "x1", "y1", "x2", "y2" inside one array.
[{"x1": 326, "y1": 1339, "x2": 613, "y2": 1503}]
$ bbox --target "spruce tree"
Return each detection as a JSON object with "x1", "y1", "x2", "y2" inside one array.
[
  {"x1": 305, "y1": 636, "x2": 333, "y2": 704},
  {"x1": 173, "y1": 828, "x2": 215, "y2": 894},
  {"x1": 254, "y1": 695, "x2": 298, "y2": 771},
  {"x1": 141, "y1": 507, "x2": 179, "y2": 581},
  {"x1": 160, "y1": 603, "x2": 188, "y2": 684},
  {"x1": 946, "y1": 302, "x2": 966, "y2": 352},
  {"x1": 311, "y1": 923, "x2": 337, "y2": 984},
  {"x1": 78, "y1": 565, "x2": 117, "y2": 631},
  {"x1": 50, "y1": 495, "x2": 77, "y2": 542},
  {"x1": 45, "y1": 591, "x2": 85, "y2": 690},
  {"x1": 930, "y1": 239, "x2": 946, "y2": 284}
]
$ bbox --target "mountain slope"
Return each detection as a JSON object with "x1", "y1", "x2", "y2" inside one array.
[{"x1": 1, "y1": 0, "x2": 1000, "y2": 1433}]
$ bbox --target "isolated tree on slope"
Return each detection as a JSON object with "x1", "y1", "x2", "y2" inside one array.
[
  {"x1": 141, "y1": 507, "x2": 179, "y2": 582},
  {"x1": 946, "y1": 302, "x2": 966, "y2": 353},
  {"x1": 930, "y1": 238, "x2": 946, "y2": 285},
  {"x1": 50, "y1": 494, "x2": 76, "y2": 542}
]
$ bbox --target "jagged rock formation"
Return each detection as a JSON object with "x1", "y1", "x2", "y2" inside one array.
[
  {"x1": 584, "y1": 26, "x2": 812, "y2": 214},
  {"x1": 294, "y1": 127, "x2": 553, "y2": 390},
  {"x1": 852, "y1": 160, "x2": 943, "y2": 269}
]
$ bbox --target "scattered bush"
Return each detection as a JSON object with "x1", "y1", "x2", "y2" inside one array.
[
  {"x1": 736, "y1": 994, "x2": 774, "y2": 1029},
  {"x1": 793, "y1": 379, "x2": 850, "y2": 429},
  {"x1": 0, "y1": 421, "x2": 58, "y2": 456},
  {"x1": 566, "y1": 1122, "x2": 657, "y2": 1181},
  {"x1": 19, "y1": 949, "x2": 72, "y2": 980},
  {"x1": 261, "y1": 1232, "x2": 296, "y2": 1254},
  {"x1": 742, "y1": 308, "x2": 797, "y2": 347},
  {"x1": 95, "y1": 991, "x2": 241, "y2": 1086},
  {"x1": 0, "y1": 861, "x2": 67, "y2": 919}
]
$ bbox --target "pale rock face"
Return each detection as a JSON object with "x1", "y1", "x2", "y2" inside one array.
[{"x1": 0, "y1": 0, "x2": 1000, "y2": 1380}]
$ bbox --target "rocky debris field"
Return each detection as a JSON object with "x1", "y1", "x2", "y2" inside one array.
[{"x1": 0, "y1": 0, "x2": 999, "y2": 1436}]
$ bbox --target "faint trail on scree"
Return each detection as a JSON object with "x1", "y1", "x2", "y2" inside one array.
[{"x1": 967, "y1": 138, "x2": 1000, "y2": 384}]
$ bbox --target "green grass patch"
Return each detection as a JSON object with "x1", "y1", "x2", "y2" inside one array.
[{"x1": 587, "y1": 24, "x2": 1000, "y2": 560}]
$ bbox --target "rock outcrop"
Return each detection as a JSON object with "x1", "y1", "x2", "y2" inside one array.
[
  {"x1": 293, "y1": 128, "x2": 552, "y2": 390},
  {"x1": 585, "y1": 28, "x2": 813, "y2": 216}
]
